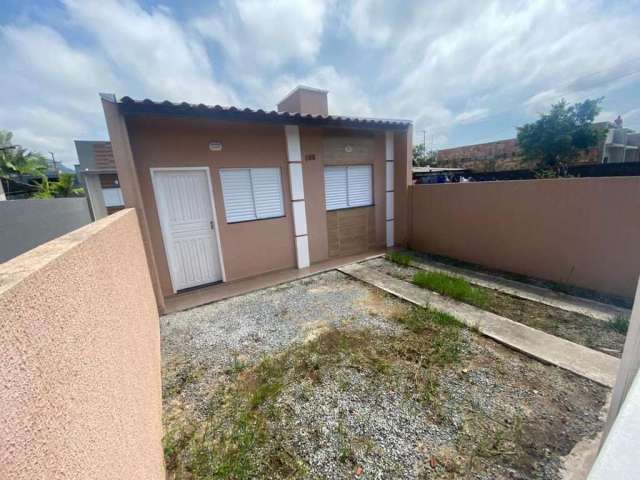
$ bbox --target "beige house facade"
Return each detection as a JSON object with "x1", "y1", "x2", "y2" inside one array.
[{"x1": 101, "y1": 87, "x2": 412, "y2": 311}]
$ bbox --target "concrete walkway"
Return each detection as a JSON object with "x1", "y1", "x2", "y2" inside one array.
[
  {"x1": 406, "y1": 256, "x2": 629, "y2": 322},
  {"x1": 339, "y1": 263, "x2": 619, "y2": 388},
  {"x1": 164, "y1": 250, "x2": 385, "y2": 314}
]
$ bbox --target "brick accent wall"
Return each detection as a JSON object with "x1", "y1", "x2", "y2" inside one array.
[
  {"x1": 436, "y1": 138, "x2": 601, "y2": 172},
  {"x1": 93, "y1": 141, "x2": 116, "y2": 170}
]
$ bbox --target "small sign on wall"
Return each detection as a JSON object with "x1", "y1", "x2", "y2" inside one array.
[{"x1": 209, "y1": 142, "x2": 223, "y2": 152}]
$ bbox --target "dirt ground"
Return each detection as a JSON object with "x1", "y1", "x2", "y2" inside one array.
[
  {"x1": 367, "y1": 258, "x2": 626, "y2": 357},
  {"x1": 161, "y1": 271, "x2": 607, "y2": 479}
]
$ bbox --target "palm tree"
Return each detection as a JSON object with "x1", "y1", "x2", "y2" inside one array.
[
  {"x1": 0, "y1": 130, "x2": 49, "y2": 181},
  {"x1": 33, "y1": 173, "x2": 84, "y2": 199}
]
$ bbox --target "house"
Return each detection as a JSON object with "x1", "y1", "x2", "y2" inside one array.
[
  {"x1": 74, "y1": 140, "x2": 124, "y2": 219},
  {"x1": 602, "y1": 116, "x2": 640, "y2": 163},
  {"x1": 100, "y1": 86, "x2": 412, "y2": 310}
]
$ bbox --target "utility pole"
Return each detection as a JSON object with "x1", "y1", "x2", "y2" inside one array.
[{"x1": 49, "y1": 151, "x2": 57, "y2": 173}]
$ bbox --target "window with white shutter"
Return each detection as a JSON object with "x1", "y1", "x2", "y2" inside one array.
[
  {"x1": 102, "y1": 187, "x2": 124, "y2": 207},
  {"x1": 324, "y1": 165, "x2": 372, "y2": 211},
  {"x1": 219, "y1": 168, "x2": 284, "y2": 223}
]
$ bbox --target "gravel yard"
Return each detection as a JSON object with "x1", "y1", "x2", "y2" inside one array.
[
  {"x1": 367, "y1": 257, "x2": 626, "y2": 357},
  {"x1": 162, "y1": 270, "x2": 607, "y2": 479}
]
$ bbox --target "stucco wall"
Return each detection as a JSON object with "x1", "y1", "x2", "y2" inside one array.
[
  {"x1": 410, "y1": 177, "x2": 640, "y2": 299},
  {"x1": 0, "y1": 197, "x2": 91, "y2": 263},
  {"x1": 0, "y1": 209, "x2": 164, "y2": 479},
  {"x1": 126, "y1": 116, "x2": 297, "y2": 296}
]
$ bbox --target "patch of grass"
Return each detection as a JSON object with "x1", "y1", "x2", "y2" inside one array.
[
  {"x1": 386, "y1": 251, "x2": 413, "y2": 267},
  {"x1": 416, "y1": 368, "x2": 439, "y2": 405},
  {"x1": 610, "y1": 315, "x2": 630, "y2": 335},
  {"x1": 396, "y1": 306, "x2": 463, "y2": 334},
  {"x1": 412, "y1": 271, "x2": 488, "y2": 308},
  {"x1": 394, "y1": 307, "x2": 464, "y2": 366}
]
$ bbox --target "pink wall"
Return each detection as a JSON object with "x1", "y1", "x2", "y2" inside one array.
[
  {"x1": 410, "y1": 177, "x2": 640, "y2": 300},
  {"x1": 0, "y1": 209, "x2": 164, "y2": 479},
  {"x1": 126, "y1": 116, "x2": 297, "y2": 297}
]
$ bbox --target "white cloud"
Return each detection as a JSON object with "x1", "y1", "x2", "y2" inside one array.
[
  {"x1": 269, "y1": 66, "x2": 373, "y2": 117},
  {"x1": 453, "y1": 108, "x2": 490, "y2": 125},
  {"x1": 1, "y1": 0, "x2": 639, "y2": 165},
  {"x1": 0, "y1": 24, "x2": 121, "y2": 165},
  {"x1": 356, "y1": 0, "x2": 640, "y2": 145},
  {"x1": 63, "y1": 0, "x2": 235, "y2": 105},
  {"x1": 194, "y1": 0, "x2": 329, "y2": 72}
]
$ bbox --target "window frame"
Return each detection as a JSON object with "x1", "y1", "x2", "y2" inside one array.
[
  {"x1": 324, "y1": 164, "x2": 374, "y2": 212},
  {"x1": 219, "y1": 167, "x2": 286, "y2": 224},
  {"x1": 101, "y1": 187, "x2": 124, "y2": 207}
]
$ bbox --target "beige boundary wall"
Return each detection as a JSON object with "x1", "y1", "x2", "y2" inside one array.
[
  {"x1": 0, "y1": 209, "x2": 164, "y2": 479},
  {"x1": 409, "y1": 177, "x2": 640, "y2": 300}
]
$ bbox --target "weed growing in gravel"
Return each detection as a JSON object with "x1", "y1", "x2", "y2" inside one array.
[
  {"x1": 610, "y1": 314, "x2": 630, "y2": 335},
  {"x1": 412, "y1": 271, "x2": 488, "y2": 308},
  {"x1": 162, "y1": 363, "x2": 203, "y2": 398},
  {"x1": 456, "y1": 413, "x2": 525, "y2": 474},
  {"x1": 164, "y1": 308, "x2": 467, "y2": 479},
  {"x1": 396, "y1": 306, "x2": 463, "y2": 334},
  {"x1": 386, "y1": 251, "x2": 413, "y2": 267}
]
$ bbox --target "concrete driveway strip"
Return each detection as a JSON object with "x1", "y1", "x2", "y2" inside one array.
[
  {"x1": 408, "y1": 257, "x2": 629, "y2": 322},
  {"x1": 338, "y1": 263, "x2": 619, "y2": 388}
]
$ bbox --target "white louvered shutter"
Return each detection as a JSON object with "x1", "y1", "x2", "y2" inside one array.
[
  {"x1": 102, "y1": 187, "x2": 124, "y2": 207},
  {"x1": 347, "y1": 165, "x2": 372, "y2": 207},
  {"x1": 219, "y1": 169, "x2": 255, "y2": 222},
  {"x1": 251, "y1": 168, "x2": 284, "y2": 219},
  {"x1": 324, "y1": 166, "x2": 348, "y2": 210}
]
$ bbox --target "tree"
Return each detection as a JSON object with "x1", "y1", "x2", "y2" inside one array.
[
  {"x1": 517, "y1": 98, "x2": 605, "y2": 173},
  {"x1": 33, "y1": 173, "x2": 84, "y2": 199},
  {"x1": 412, "y1": 143, "x2": 437, "y2": 167},
  {"x1": 0, "y1": 130, "x2": 48, "y2": 180}
]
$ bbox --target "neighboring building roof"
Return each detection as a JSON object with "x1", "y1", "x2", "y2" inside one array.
[
  {"x1": 74, "y1": 140, "x2": 116, "y2": 173},
  {"x1": 116, "y1": 96, "x2": 412, "y2": 130}
]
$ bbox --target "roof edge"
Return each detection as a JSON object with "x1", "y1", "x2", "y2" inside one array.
[{"x1": 117, "y1": 97, "x2": 412, "y2": 130}]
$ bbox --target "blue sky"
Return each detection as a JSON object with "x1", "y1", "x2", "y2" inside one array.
[{"x1": 1, "y1": 0, "x2": 640, "y2": 167}]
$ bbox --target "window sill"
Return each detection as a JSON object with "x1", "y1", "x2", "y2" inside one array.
[
  {"x1": 226, "y1": 215, "x2": 287, "y2": 225},
  {"x1": 326, "y1": 204, "x2": 375, "y2": 212}
]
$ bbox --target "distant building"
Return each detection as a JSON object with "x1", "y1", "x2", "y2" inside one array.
[
  {"x1": 436, "y1": 118, "x2": 638, "y2": 172},
  {"x1": 602, "y1": 116, "x2": 640, "y2": 163},
  {"x1": 74, "y1": 141, "x2": 123, "y2": 219}
]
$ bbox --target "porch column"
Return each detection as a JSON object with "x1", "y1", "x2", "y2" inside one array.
[
  {"x1": 385, "y1": 131, "x2": 395, "y2": 247},
  {"x1": 284, "y1": 125, "x2": 310, "y2": 268}
]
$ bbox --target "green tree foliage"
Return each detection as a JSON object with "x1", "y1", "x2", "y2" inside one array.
[
  {"x1": 33, "y1": 173, "x2": 84, "y2": 199},
  {"x1": 0, "y1": 130, "x2": 48, "y2": 179},
  {"x1": 412, "y1": 143, "x2": 437, "y2": 167},
  {"x1": 517, "y1": 98, "x2": 605, "y2": 173}
]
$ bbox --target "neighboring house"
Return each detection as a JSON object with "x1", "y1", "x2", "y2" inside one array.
[
  {"x1": 602, "y1": 116, "x2": 640, "y2": 163},
  {"x1": 436, "y1": 118, "x2": 638, "y2": 171},
  {"x1": 74, "y1": 140, "x2": 124, "y2": 219},
  {"x1": 100, "y1": 86, "x2": 412, "y2": 304}
]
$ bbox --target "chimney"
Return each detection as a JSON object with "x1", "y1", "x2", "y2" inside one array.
[{"x1": 277, "y1": 85, "x2": 328, "y2": 116}]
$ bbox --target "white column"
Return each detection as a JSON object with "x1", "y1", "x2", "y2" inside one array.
[
  {"x1": 285, "y1": 125, "x2": 310, "y2": 268},
  {"x1": 385, "y1": 131, "x2": 395, "y2": 247}
]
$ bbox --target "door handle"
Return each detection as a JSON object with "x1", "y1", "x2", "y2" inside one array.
[{"x1": 210, "y1": 220, "x2": 214, "y2": 230}]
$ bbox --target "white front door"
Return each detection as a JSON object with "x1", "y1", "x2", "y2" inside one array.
[{"x1": 151, "y1": 168, "x2": 224, "y2": 292}]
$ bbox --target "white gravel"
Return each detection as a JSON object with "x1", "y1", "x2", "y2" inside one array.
[
  {"x1": 161, "y1": 270, "x2": 401, "y2": 375},
  {"x1": 161, "y1": 267, "x2": 607, "y2": 480}
]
